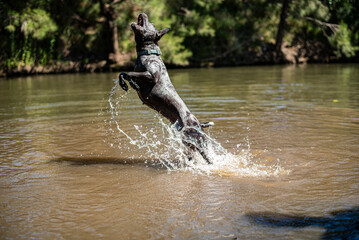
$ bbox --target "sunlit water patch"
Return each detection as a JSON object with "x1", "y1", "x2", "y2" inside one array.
[{"x1": 104, "y1": 80, "x2": 288, "y2": 177}]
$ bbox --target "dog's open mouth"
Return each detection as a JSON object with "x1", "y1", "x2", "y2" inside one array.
[{"x1": 138, "y1": 14, "x2": 143, "y2": 27}]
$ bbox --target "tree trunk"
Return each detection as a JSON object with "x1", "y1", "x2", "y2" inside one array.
[
  {"x1": 109, "y1": 19, "x2": 121, "y2": 64},
  {"x1": 275, "y1": 0, "x2": 291, "y2": 54},
  {"x1": 98, "y1": 0, "x2": 122, "y2": 64}
]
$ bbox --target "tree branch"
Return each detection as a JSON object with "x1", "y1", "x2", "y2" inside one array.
[
  {"x1": 111, "y1": 0, "x2": 126, "y2": 6},
  {"x1": 305, "y1": 17, "x2": 339, "y2": 37}
]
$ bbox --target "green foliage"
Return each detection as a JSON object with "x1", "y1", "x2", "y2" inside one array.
[
  {"x1": 2, "y1": 6, "x2": 58, "y2": 68},
  {"x1": 160, "y1": 32, "x2": 192, "y2": 66},
  {"x1": 23, "y1": 9, "x2": 57, "y2": 39},
  {"x1": 288, "y1": 0, "x2": 329, "y2": 37},
  {"x1": 134, "y1": 0, "x2": 193, "y2": 65},
  {"x1": 328, "y1": 22, "x2": 359, "y2": 58},
  {"x1": 324, "y1": 0, "x2": 359, "y2": 58},
  {"x1": 0, "y1": 0, "x2": 358, "y2": 72},
  {"x1": 5, "y1": 8, "x2": 57, "y2": 40}
]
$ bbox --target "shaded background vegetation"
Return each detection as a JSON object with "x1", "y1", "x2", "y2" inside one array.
[{"x1": 1, "y1": 0, "x2": 358, "y2": 76}]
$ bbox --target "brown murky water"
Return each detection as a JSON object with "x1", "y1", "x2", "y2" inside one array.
[{"x1": 1, "y1": 64, "x2": 358, "y2": 239}]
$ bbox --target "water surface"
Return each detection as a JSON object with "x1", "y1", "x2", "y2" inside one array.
[{"x1": 0, "y1": 64, "x2": 358, "y2": 239}]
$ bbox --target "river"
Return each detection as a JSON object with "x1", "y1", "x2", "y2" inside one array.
[{"x1": 0, "y1": 64, "x2": 358, "y2": 239}]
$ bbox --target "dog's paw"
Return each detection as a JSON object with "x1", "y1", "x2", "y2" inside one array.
[{"x1": 119, "y1": 73, "x2": 129, "y2": 91}]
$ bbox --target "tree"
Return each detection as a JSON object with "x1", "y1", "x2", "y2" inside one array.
[
  {"x1": 1, "y1": 0, "x2": 358, "y2": 74},
  {"x1": 324, "y1": 0, "x2": 359, "y2": 58},
  {"x1": 97, "y1": 0, "x2": 123, "y2": 64},
  {"x1": 275, "y1": 0, "x2": 291, "y2": 55},
  {"x1": 2, "y1": 4, "x2": 58, "y2": 67}
]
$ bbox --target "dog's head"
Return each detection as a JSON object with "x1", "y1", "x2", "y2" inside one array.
[{"x1": 131, "y1": 13, "x2": 170, "y2": 47}]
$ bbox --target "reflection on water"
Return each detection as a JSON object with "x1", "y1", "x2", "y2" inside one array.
[
  {"x1": 0, "y1": 64, "x2": 359, "y2": 239},
  {"x1": 246, "y1": 206, "x2": 359, "y2": 240}
]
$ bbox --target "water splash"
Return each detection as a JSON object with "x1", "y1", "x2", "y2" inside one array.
[{"x1": 105, "y1": 81, "x2": 288, "y2": 177}]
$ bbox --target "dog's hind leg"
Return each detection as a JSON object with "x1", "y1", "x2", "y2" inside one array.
[
  {"x1": 183, "y1": 140, "x2": 212, "y2": 164},
  {"x1": 182, "y1": 127, "x2": 213, "y2": 164}
]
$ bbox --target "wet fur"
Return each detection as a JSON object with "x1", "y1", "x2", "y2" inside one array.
[{"x1": 119, "y1": 13, "x2": 212, "y2": 164}]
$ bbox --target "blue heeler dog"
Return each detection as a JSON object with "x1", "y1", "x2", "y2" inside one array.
[{"x1": 118, "y1": 13, "x2": 214, "y2": 164}]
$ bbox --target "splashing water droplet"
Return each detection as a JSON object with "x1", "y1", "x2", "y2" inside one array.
[{"x1": 105, "y1": 80, "x2": 289, "y2": 177}]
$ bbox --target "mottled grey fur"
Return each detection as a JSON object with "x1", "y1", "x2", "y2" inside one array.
[{"x1": 119, "y1": 13, "x2": 213, "y2": 163}]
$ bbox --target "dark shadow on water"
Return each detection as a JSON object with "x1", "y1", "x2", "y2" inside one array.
[
  {"x1": 245, "y1": 206, "x2": 359, "y2": 240},
  {"x1": 51, "y1": 156, "x2": 170, "y2": 170}
]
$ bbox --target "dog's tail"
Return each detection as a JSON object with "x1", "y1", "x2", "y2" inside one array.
[{"x1": 200, "y1": 122, "x2": 214, "y2": 128}]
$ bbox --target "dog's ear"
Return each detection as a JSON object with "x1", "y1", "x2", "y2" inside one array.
[{"x1": 156, "y1": 28, "x2": 170, "y2": 41}]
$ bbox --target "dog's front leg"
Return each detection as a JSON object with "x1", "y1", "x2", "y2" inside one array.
[{"x1": 119, "y1": 71, "x2": 154, "y2": 91}]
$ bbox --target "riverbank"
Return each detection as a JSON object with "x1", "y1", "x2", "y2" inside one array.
[
  {"x1": 1, "y1": 44, "x2": 358, "y2": 78},
  {"x1": 0, "y1": 60, "x2": 135, "y2": 78}
]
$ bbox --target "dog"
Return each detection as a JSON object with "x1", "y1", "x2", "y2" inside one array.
[{"x1": 118, "y1": 13, "x2": 214, "y2": 164}]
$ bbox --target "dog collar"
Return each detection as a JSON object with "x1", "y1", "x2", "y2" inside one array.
[{"x1": 137, "y1": 49, "x2": 161, "y2": 57}]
